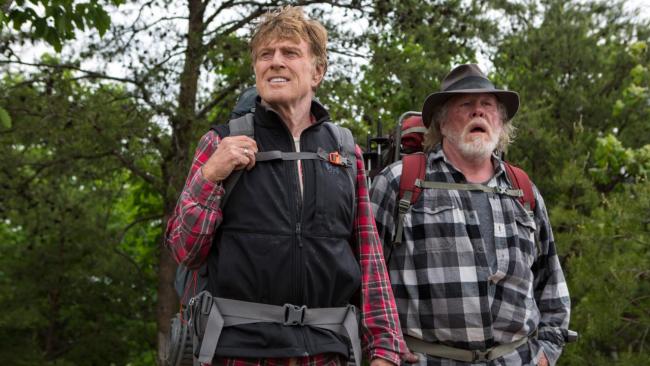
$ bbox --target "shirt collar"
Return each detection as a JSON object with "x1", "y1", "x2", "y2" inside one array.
[{"x1": 254, "y1": 97, "x2": 331, "y2": 130}]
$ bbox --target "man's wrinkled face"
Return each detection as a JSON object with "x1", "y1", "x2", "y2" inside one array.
[
  {"x1": 253, "y1": 38, "x2": 323, "y2": 109},
  {"x1": 441, "y1": 93, "x2": 503, "y2": 161}
]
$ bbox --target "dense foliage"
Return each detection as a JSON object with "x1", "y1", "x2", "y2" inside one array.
[{"x1": 1, "y1": 0, "x2": 648, "y2": 364}]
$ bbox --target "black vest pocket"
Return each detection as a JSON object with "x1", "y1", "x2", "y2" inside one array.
[{"x1": 313, "y1": 160, "x2": 354, "y2": 236}]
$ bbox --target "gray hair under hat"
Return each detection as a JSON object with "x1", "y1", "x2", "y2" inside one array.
[{"x1": 421, "y1": 64, "x2": 519, "y2": 128}]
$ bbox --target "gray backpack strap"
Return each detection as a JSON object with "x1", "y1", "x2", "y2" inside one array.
[
  {"x1": 255, "y1": 150, "x2": 352, "y2": 165},
  {"x1": 219, "y1": 112, "x2": 254, "y2": 209},
  {"x1": 324, "y1": 122, "x2": 358, "y2": 227},
  {"x1": 415, "y1": 179, "x2": 524, "y2": 198},
  {"x1": 324, "y1": 122, "x2": 358, "y2": 188}
]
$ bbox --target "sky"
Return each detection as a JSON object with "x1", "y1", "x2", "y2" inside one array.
[{"x1": 6, "y1": 0, "x2": 650, "y2": 87}]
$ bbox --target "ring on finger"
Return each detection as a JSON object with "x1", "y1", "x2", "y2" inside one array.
[{"x1": 243, "y1": 147, "x2": 249, "y2": 155}]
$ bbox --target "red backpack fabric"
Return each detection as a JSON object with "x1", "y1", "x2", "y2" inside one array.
[{"x1": 400, "y1": 116, "x2": 428, "y2": 153}]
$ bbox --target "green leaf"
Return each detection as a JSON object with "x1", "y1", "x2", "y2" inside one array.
[
  {"x1": 0, "y1": 107, "x2": 11, "y2": 129},
  {"x1": 44, "y1": 29, "x2": 63, "y2": 52},
  {"x1": 93, "y1": 8, "x2": 111, "y2": 36},
  {"x1": 32, "y1": 17, "x2": 46, "y2": 38},
  {"x1": 629, "y1": 41, "x2": 647, "y2": 58}
]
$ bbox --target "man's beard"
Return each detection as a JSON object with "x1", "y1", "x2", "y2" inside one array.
[{"x1": 442, "y1": 117, "x2": 501, "y2": 161}]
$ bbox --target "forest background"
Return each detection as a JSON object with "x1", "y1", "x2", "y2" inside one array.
[{"x1": 1, "y1": 0, "x2": 649, "y2": 365}]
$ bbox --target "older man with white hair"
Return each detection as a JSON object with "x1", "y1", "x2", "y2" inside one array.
[{"x1": 371, "y1": 64, "x2": 571, "y2": 366}]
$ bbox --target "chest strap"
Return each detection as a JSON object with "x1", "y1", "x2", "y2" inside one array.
[
  {"x1": 191, "y1": 291, "x2": 360, "y2": 366},
  {"x1": 414, "y1": 179, "x2": 524, "y2": 198},
  {"x1": 255, "y1": 148, "x2": 352, "y2": 167},
  {"x1": 404, "y1": 331, "x2": 535, "y2": 362},
  {"x1": 393, "y1": 178, "x2": 523, "y2": 246}
]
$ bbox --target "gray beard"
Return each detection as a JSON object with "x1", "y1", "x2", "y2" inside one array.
[{"x1": 441, "y1": 125, "x2": 499, "y2": 162}]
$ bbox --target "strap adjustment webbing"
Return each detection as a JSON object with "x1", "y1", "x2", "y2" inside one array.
[
  {"x1": 192, "y1": 292, "x2": 361, "y2": 366},
  {"x1": 255, "y1": 148, "x2": 352, "y2": 167},
  {"x1": 393, "y1": 192, "x2": 413, "y2": 245},
  {"x1": 414, "y1": 179, "x2": 524, "y2": 198}
]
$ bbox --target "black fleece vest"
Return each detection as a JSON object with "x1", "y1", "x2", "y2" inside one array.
[{"x1": 207, "y1": 101, "x2": 361, "y2": 359}]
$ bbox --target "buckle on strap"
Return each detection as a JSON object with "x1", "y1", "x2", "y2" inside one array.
[
  {"x1": 472, "y1": 349, "x2": 491, "y2": 362},
  {"x1": 283, "y1": 304, "x2": 306, "y2": 325},
  {"x1": 398, "y1": 198, "x2": 411, "y2": 214},
  {"x1": 329, "y1": 151, "x2": 342, "y2": 165},
  {"x1": 316, "y1": 148, "x2": 350, "y2": 167}
]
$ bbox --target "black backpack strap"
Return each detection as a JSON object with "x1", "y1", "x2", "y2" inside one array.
[
  {"x1": 218, "y1": 113, "x2": 254, "y2": 209},
  {"x1": 176, "y1": 113, "x2": 255, "y2": 305}
]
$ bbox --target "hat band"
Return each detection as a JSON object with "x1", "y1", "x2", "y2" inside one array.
[{"x1": 445, "y1": 76, "x2": 495, "y2": 92}]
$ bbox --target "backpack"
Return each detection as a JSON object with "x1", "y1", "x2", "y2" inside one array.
[
  {"x1": 165, "y1": 88, "x2": 357, "y2": 366},
  {"x1": 376, "y1": 112, "x2": 536, "y2": 250}
]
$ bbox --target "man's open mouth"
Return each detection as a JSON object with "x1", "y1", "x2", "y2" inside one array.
[
  {"x1": 470, "y1": 126, "x2": 486, "y2": 133},
  {"x1": 269, "y1": 77, "x2": 289, "y2": 83}
]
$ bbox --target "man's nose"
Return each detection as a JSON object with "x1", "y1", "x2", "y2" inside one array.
[
  {"x1": 270, "y1": 51, "x2": 285, "y2": 68},
  {"x1": 471, "y1": 104, "x2": 485, "y2": 118}
]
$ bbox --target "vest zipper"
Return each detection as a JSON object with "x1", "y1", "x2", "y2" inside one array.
[
  {"x1": 296, "y1": 222, "x2": 302, "y2": 247},
  {"x1": 295, "y1": 222, "x2": 304, "y2": 304},
  {"x1": 291, "y1": 134, "x2": 304, "y2": 304}
]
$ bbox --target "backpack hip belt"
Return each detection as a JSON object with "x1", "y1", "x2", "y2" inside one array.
[
  {"x1": 190, "y1": 291, "x2": 361, "y2": 366},
  {"x1": 403, "y1": 331, "x2": 536, "y2": 362}
]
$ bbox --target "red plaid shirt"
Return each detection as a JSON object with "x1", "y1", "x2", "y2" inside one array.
[{"x1": 165, "y1": 130, "x2": 406, "y2": 365}]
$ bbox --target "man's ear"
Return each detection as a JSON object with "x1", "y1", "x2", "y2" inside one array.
[{"x1": 312, "y1": 64, "x2": 325, "y2": 86}]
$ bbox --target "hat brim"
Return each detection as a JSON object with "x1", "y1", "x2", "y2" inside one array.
[{"x1": 421, "y1": 89, "x2": 520, "y2": 128}]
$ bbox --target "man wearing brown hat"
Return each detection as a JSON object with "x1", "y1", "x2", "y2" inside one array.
[{"x1": 370, "y1": 64, "x2": 571, "y2": 365}]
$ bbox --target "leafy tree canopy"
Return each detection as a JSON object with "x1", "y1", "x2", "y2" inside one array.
[{"x1": 1, "y1": 0, "x2": 123, "y2": 51}]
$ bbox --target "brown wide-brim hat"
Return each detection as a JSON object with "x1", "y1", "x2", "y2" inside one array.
[{"x1": 421, "y1": 64, "x2": 520, "y2": 128}]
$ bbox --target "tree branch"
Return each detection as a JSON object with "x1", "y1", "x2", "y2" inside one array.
[
  {"x1": 204, "y1": 5, "x2": 268, "y2": 49},
  {"x1": 196, "y1": 83, "x2": 240, "y2": 120},
  {"x1": 116, "y1": 213, "x2": 164, "y2": 245},
  {"x1": 2, "y1": 0, "x2": 13, "y2": 13},
  {"x1": 0, "y1": 59, "x2": 177, "y2": 118},
  {"x1": 112, "y1": 150, "x2": 161, "y2": 191},
  {"x1": 203, "y1": 0, "x2": 236, "y2": 27}
]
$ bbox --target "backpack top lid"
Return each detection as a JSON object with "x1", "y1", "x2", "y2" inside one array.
[
  {"x1": 230, "y1": 86, "x2": 259, "y2": 119},
  {"x1": 400, "y1": 115, "x2": 426, "y2": 154}
]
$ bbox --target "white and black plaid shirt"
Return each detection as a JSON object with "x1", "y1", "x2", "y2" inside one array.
[{"x1": 370, "y1": 145, "x2": 570, "y2": 366}]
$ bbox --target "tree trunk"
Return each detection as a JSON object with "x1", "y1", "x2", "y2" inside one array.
[
  {"x1": 2, "y1": 0, "x2": 13, "y2": 13},
  {"x1": 156, "y1": 0, "x2": 206, "y2": 364}
]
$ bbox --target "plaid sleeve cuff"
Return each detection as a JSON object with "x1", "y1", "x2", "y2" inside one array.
[
  {"x1": 188, "y1": 167, "x2": 225, "y2": 210},
  {"x1": 369, "y1": 347, "x2": 401, "y2": 366},
  {"x1": 538, "y1": 339, "x2": 562, "y2": 366}
]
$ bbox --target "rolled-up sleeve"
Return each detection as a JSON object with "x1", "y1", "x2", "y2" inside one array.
[
  {"x1": 353, "y1": 146, "x2": 407, "y2": 364},
  {"x1": 164, "y1": 131, "x2": 225, "y2": 269}
]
